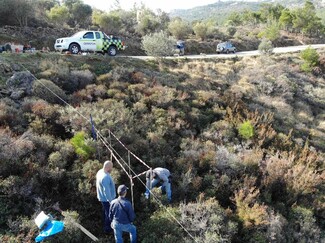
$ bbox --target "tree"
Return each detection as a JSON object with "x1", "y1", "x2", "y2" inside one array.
[
  {"x1": 279, "y1": 8, "x2": 293, "y2": 31},
  {"x1": 92, "y1": 10, "x2": 122, "y2": 35},
  {"x1": 47, "y1": 5, "x2": 70, "y2": 26},
  {"x1": 141, "y1": 31, "x2": 176, "y2": 57},
  {"x1": 259, "y1": 3, "x2": 285, "y2": 22},
  {"x1": 225, "y1": 12, "x2": 243, "y2": 26},
  {"x1": 70, "y1": 3, "x2": 92, "y2": 27},
  {"x1": 193, "y1": 22, "x2": 208, "y2": 40},
  {"x1": 168, "y1": 18, "x2": 192, "y2": 39},
  {"x1": 292, "y1": 0, "x2": 324, "y2": 36},
  {"x1": 136, "y1": 8, "x2": 161, "y2": 36},
  {"x1": 242, "y1": 10, "x2": 262, "y2": 25},
  {"x1": 5, "y1": 0, "x2": 34, "y2": 27},
  {"x1": 258, "y1": 21, "x2": 280, "y2": 42}
]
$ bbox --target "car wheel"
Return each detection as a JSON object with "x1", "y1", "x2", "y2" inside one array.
[
  {"x1": 69, "y1": 43, "x2": 80, "y2": 55},
  {"x1": 226, "y1": 49, "x2": 229, "y2": 54},
  {"x1": 108, "y1": 46, "x2": 117, "y2": 56}
]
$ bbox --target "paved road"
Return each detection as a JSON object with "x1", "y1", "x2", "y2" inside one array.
[{"x1": 129, "y1": 44, "x2": 325, "y2": 60}]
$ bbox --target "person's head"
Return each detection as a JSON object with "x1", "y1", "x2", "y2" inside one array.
[
  {"x1": 103, "y1": 160, "x2": 113, "y2": 173},
  {"x1": 117, "y1": 185, "x2": 128, "y2": 197}
]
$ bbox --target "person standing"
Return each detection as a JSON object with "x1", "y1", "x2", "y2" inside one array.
[
  {"x1": 144, "y1": 167, "x2": 172, "y2": 203},
  {"x1": 109, "y1": 185, "x2": 137, "y2": 243},
  {"x1": 96, "y1": 160, "x2": 116, "y2": 233}
]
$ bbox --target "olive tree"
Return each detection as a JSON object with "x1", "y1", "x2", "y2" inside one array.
[{"x1": 142, "y1": 31, "x2": 176, "y2": 57}]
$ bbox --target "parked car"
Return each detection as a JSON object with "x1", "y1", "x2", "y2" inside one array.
[
  {"x1": 216, "y1": 42, "x2": 236, "y2": 54},
  {"x1": 54, "y1": 31, "x2": 126, "y2": 56}
]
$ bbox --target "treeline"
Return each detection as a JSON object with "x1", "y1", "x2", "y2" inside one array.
[
  {"x1": 226, "y1": 0, "x2": 324, "y2": 39},
  {"x1": 0, "y1": 0, "x2": 323, "y2": 41}
]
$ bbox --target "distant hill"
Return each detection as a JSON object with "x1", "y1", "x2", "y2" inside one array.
[
  {"x1": 169, "y1": 0, "x2": 325, "y2": 23},
  {"x1": 169, "y1": 1, "x2": 261, "y2": 23}
]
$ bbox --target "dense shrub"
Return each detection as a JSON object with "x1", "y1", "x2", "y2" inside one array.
[
  {"x1": 70, "y1": 131, "x2": 95, "y2": 160},
  {"x1": 179, "y1": 198, "x2": 238, "y2": 242},
  {"x1": 258, "y1": 39, "x2": 274, "y2": 54},
  {"x1": 32, "y1": 79, "x2": 67, "y2": 104},
  {"x1": 300, "y1": 47, "x2": 320, "y2": 72},
  {"x1": 168, "y1": 19, "x2": 192, "y2": 39},
  {"x1": 142, "y1": 31, "x2": 177, "y2": 57},
  {"x1": 238, "y1": 120, "x2": 255, "y2": 140}
]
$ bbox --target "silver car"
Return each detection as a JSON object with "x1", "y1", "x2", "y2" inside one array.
[{"x1": 216, "y1": 42, "x2": 236, "y2": 54}]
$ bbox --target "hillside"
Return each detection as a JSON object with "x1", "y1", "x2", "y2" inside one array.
[
  {"x1": 169, "y1": 0, "x2": 325, "y2": 22},
  {"x1": 169, "y1": 1, "x2": 261, "y2": 23},
  {"x1": 0, "y1": 50, "x2": 324, "y2": 242}
]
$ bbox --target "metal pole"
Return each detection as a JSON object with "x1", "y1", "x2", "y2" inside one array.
[
  {"x1": 109, "y1": 130, "x2": 113, "y2": 162},
  {"x1": 128, "y1": 151, "x2": 134, "y2": 209},
  {"x1": 149, "y1": 168, "x2": 153, "y2": 201}
]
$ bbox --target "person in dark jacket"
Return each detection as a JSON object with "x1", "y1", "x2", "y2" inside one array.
[{"x1": 109, "y1": 185, "x2": 136, "y2": 243}]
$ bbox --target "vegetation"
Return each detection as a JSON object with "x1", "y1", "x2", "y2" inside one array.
[
  {"x1": 0, "y1": 46, "x2": 324, "y2": 241},
  {"x1": 141, "y1": 31, "x2": 176, "y2": 57},
  {"x1": 300, "y1": 46, "x2": 320, "y2": 72},
  {"x1": 258, "y1": 39, "x2": 274, "y2": 54},
  {"x1": 0, "y1": 0, "x2": 325, "y2": 242}
]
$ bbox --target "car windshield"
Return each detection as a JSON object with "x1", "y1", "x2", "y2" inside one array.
[{"x1": 71, "y1": 32, "x2": 84, "y2": 38}]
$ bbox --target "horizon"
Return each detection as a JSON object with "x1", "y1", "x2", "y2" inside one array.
[{"x1": 83, "y1": 0, "x2": 225, "y2": 12}]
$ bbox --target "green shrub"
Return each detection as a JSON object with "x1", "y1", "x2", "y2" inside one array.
[
  {"x1": 142, "y1": 31, "x2": 177, "y2": 57},
  {"x1": 238, "y1": 120, "x2": 255, "y2": 140},
  {"x1": 70, "y1": 131, "x2": 95, "y2": 160},
  {"x1": 168, "y1": 19, "x2": 192, "y2": 39},
  {"x1": 193, "y1": 22, "x2": 208, "y2": 40},
  {"x1": 258, "y1": 39, "x2": 274, "y2": 55},
  {"x1": 300, "y1": 47, "x2": 320, "y2": 72}
]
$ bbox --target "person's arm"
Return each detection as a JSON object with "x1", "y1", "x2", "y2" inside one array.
[
  {"x1": 109, "y1": 175, "x2": 116, "y2": 200},
  {"x1": 127, "y1": 202, "x2": 136, "y2": 222},
  {"x1": 102, "y1": 176, "x2": 114, "y2": 202}
]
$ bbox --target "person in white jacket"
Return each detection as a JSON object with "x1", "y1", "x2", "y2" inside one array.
[
  {"x1": 144, "y1": 167, "x2": 172, "y2": 203},
  {"x1": 96, "y1": 160, "x2": 116, "y2": 233}
]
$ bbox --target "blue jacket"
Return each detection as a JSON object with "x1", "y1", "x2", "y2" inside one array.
[
  {"x1": 109, "y1": 197, "x2": 136, "y2": 224},
  {"x1": 96, "y1": 169, "x2": 116, "y2": 202}
]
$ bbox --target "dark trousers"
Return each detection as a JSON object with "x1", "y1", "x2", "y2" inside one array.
[{"x1": 101, "y1": 201, "x2": 112, "y2": 233}]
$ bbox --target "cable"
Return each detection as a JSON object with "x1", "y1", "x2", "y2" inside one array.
[{"x1": 17, "y1": 62, "x2": 198, "y2": 243}]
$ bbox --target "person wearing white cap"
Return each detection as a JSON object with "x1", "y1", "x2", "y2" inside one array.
[{"x1": 109, "y1": 184, "x2": 136, "y2": 243}]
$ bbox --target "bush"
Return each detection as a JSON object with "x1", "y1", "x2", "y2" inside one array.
[
  {"x1": 32, "y1": 79, "x2": 67, "y2": 104},
  {"x1": 258, "y1": 39, "x2": 274, "y2": 55},
  {"x1": 193, "y1": 22, "x2": 208, "y2": 40},
  {"x1": 142, "y1": 31, "x2": 177, "y2": 57},
  {"x1": 179, "y1": 198, "x2": 238, "y2": 242},
  {"x1": 300, "y1": 47, "x2": 320, "y2": 72},
  {"x1": 139, "y1": 207, "x2": 184, "y2": 243},
  {"x1": 70, "y1": 131, "x2": 95, "y2": 160},
  {"x1": 238, "y1": 120, "x2": 255, "y2": 140},
  {"x1": 168, "y1": 19, "x2": 192, "y2": 39}
]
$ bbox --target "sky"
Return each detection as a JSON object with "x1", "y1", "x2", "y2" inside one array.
[{"x1": 83, "y1": 0, "x2": 220, "y2": 12}]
